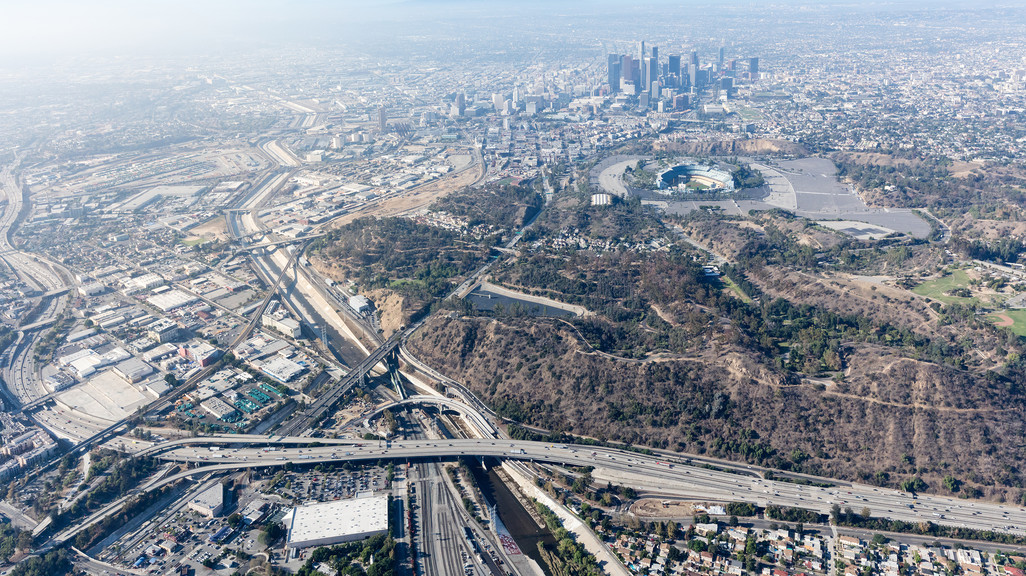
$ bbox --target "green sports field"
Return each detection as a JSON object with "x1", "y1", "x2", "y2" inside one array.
[
  {"x1": 989, "y1": 309, "x2": 1026, "y2": 337},
  {"x1": 912, "y1": 269, "x2": 976, "y2": 304}
]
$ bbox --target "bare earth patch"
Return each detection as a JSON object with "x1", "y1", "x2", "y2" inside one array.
[
  {"x1": 630, "y1": 499, "x2": 700, "y2": 518},
  {"x1": 837, "y1": 152, "x2": 983, "y2": 178},
  {"x1": 190, "y1": 216, "x2": 230, "y2": 241},
  {"x1": 994, "y1": 313, "x2": 1014, "y2": 328}
]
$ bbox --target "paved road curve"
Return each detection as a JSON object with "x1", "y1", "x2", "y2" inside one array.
[{"x1": 143, "y1": 437, "x2": 1026, "y2": 538}]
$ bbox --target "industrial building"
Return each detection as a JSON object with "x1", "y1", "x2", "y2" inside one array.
[
  {"x1": 78, "y1": 282, "x2": 106, "y2": 297},
  {"x1": 67, "y1": 328, "x2": 98, "y2": 343},
  {"x1": 200, "y1": 397, "x2": 237, "y2": 421},
  {"x1": 179, "y1": 341, "x2": 221, "y2": 367},
  {"x1": 58, "y1": 349, "x2": 109, "y2": 378},
  {"x1": 147, "y1": 319, "x2": 181, "y2": 343},
  {"x1": 349, "y1": 294, "x2": 372, "y2": 314},
  {"x1": 144, "y1": 343, "x2": 179, "y2": 363},
  {"x1": 187, "y1": 483, "x2": 225, "y2": 518},
  {"x1": 286, "y1": 496, "x2": 389, "y2": 550},
  {"x1": 262, "y1": 313, "x2": 301, "y2": 338},
  {"x1": 259, "y1": 356, "x2": 305, "y2": 383},
  {"x1": 44, "y1": 371, "x2": 75, "y2": 392},
  {"x1": 113, "y1": 357, "x2": 154, "y2": 384},
  {"x1": 121, "y1": 273, "x2": 166, "y2": 294},
  {"x1": 146, "y1": 289, "x2": 198, "y2": 312}
]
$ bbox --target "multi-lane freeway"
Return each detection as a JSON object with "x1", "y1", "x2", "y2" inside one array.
[
  {"x1": 133, "y1": 436, "x2": 1026, "y2": 537},
  {"x1": 7, "y1": 130, "x2": 1021, "y2": 573},
  {"x1": 277, "y1": 331, "x2": 404, "y2": 435},
  {"x1": 0, "y1": 162, "x2": 72, "y2": 409}
]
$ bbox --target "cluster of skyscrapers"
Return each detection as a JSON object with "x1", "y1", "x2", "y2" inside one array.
[{"x1": 607, "y1": 42, "x2": 759, "y2": 110}]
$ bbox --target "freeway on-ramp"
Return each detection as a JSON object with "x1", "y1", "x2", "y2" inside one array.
[{"x1": 110, "y1": 435, "x2": 1026, "y2": 539}]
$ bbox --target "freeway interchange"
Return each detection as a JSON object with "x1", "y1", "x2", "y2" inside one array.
[
  {"x1": 4, "y1": 133, "x2": 1026, "y2": 570},
  {"x1": 121, "y1": 433, "x2": 1026, "y2": 538},
  {"x1": 0, "y1": 163, "x2": 72, "y2": 410}
]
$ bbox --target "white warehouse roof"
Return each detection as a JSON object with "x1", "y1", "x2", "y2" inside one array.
[
  {"x1": 286, "y1": 496, "x2": 389, "y2": 550},
  {"x1": 260, "y1": 356, "x2": 305, "y2": 383},
  {"x1": 146, "y1": 289, "x2": 198, "y2": 312}
]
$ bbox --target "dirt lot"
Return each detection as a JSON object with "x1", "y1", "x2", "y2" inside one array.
[
  {"x1": 189, "y1": 215, "x2": 230, "y2": 241},
  {"x1": 324, "y1": 154, "x2": 483, "y2": 229},
  {"x1": 630, "y1": 499, "x2": 711, "y2": 519}
]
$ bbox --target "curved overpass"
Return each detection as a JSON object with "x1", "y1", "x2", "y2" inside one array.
[
  {"x1": 363, "y1": 395, "x2": 497, "y2": 437},
  {"x1": 133, "y1": 433, "x2": 365, "y2": 458},
  {"x1": 154, "y1": 439, "x2": 1026, "y2": 536},
  {"x1": 132, "y1": 392, "x2": 497, "y2": 459},
  {"x1": 51, "y1": 437, "x2": 1026, "y2": 548},
  {"x1": 130, "y1": 393, "x2": 496, "y2": 460}
]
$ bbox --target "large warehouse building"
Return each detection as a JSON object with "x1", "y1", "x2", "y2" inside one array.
[{"x1": 286, "y1": 496, "x2": 389, "y2": 550}]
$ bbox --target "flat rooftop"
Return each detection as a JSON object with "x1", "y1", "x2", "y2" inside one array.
[
  {"x1": 57, "y1": 369, "x2": 149, "y2": 422},
  {"x1": 287, "y1": 496, "x2": 388, "y2": 548}
]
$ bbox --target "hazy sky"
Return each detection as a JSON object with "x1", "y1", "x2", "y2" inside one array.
[
  {"x1": 1, "y1": 1, "x2": 405, "y2": 64},
  {"x1": 0, "y1": 0, "x2": 1015, "y2": 68}
]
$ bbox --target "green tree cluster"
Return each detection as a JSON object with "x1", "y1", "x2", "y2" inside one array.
[{"x1": 534, "y1": 501, "x2": 602, "y2": 576}]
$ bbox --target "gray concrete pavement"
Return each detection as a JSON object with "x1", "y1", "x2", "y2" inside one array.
[{"x1": 140, "y1": 438, "x2": 1026, "y2": 539}]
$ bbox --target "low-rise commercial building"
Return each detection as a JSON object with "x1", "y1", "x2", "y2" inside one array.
[
  {"x1": 200, "y1": 397, "x2": 236, "y2": 421},
  {"x1": 286, "y1": 496, "x2": 389, "y2": 550},
  {"x1": 259, "y1": 356, "x2": 305, "y2": 383},
  {"x1": 188, "y1": 483, "x2": 225, "y2": 518},
  {"x1": 262, "y1": 313, "x2": 301, "y2": 338},
  {"x1": 147, "y1": 319, "x2": 181, "y2": 343},
  {"x1": 113, "y1": 358, "x2": 154, "y2": 384},
  {"x1": 78, "y1": 282, "x2": 106, "y2": 297},
  {"x1": 147, "y1": 289, "x2": 198, "y2": 312},
  {"x1": 179, "y1": 341, "x2": 221, "y2": 367}
]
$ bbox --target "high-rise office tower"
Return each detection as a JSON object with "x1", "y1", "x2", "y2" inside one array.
[
  {"x1": 691, "y1": 51, "x2": 699, "y2": 67},
  {"x1": 621, "y1": 55, "x2": 634, "y2": 83},
  {"x1": 687, "y1": 63, "x2": 697, "y2": 88},
  {"x1": 608, "y1": 59, "x2": 621, "y2": 93},
  {"x1": 642, "y1": 57, "x2": 652, "y2": 89},
  {"x1": 456, "y1": 92, "x2": 466, "y2": 116},
  {"x1": 668, "y1": 55, "x2": 681, "y2": 80},
  {"x1": 378, "y1": 106, "x2": 387, "y2": 132},
  {"x1": 749, "y1": 57, "x2": 760, "y2": 79},
  {"x1": 638, "y1": 41, "x2": 646, "y2": 67},
  {"x1": 718, "y1": 46, "x2": 725, "y2": 69},
  {"x1": 512, "y1": 86, "x2": 521, "y2": 107},
  {"x1": 646, "y1": 57, "x2": 658, "y2": 90},
  {"x1": 651, "y1": 45, "x2": 658, "y2": 62}
]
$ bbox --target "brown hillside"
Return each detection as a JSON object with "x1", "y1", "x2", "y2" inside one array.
[
  {"x1": 654, "y1": 139, "x2": 808, "y2": 157},
  {"x1": 408, "y1": 315, "x2": 1026, "y2": 498}
]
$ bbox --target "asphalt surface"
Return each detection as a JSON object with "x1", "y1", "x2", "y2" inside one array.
[{"x1": 143, "y1": 437, "x2": 1026, "y2": 538}]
